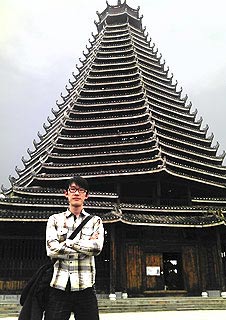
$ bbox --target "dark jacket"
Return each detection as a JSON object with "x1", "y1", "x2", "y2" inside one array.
[
  {"x1": 18, "y1": 262, "x2": 53, "y2": 320},
  {"x1": 18, "y1": 215, "x2": 92, "y2": 319}
]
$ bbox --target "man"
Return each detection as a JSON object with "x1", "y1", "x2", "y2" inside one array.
[{"x1": 44, "y1": 176, "x2": 104, "y2": 320}]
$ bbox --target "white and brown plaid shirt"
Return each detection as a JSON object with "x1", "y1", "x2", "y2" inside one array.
[{"x1": 46, "y1": 209, "x2": 104, "y2": 291}]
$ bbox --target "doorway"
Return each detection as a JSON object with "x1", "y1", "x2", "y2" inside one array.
[
  {"x1": 145, "y1": 252, "x2": 184, "y2": 291},
  {"x1": 163, "y1": 252, "x2": 184, "y2": 290}
]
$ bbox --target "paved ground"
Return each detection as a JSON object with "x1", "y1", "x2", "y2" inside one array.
[
  {"x1": 102, "y1": 310, "x2": 226, "y2": 320},
  {"x1": 2, "y1": 310, "x2": 226, "y2": 320}
]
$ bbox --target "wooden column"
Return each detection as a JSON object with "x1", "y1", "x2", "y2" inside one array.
[
  {"x1": 216, "y1": 227, "x2": 225, "y2": 291},
  {"x1": 119, "y1": 224, "x2": 127, "y2": 292},
  {"x1": 109, "y1": 223, "x2": 116, "y2": 293}
]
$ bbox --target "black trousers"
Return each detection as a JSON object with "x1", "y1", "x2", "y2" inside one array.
[{"x1": 44, "y1": 285, "x2": 99, "y2": 320}]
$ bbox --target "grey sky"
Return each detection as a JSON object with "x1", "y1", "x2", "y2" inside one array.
[{"x1": 0, "y1": 0, "x2": 226, "y2": 189}]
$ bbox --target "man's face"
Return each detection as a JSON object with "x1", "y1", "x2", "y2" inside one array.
[{"x1": 64, "y1": 183, "x2": 88, "y2": 207}]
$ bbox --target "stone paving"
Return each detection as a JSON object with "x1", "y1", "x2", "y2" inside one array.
[
  {"x1": 2, "y1": 310, "x2": 226, "y2": 320},
  {"x1": 98, "y1": 310, "x2": 226, "y2": 320}
]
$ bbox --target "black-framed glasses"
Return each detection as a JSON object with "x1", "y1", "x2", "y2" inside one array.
[{"x1": 68, "y1": 187, "x2": 87, "y2": 194}]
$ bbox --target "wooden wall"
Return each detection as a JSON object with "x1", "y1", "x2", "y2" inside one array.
[
  {"x1": 113, "y1": 224, "x2": 224, "y2": 295},
  {"x1": 0, "y1": 221, "x2": 224, "y2": 295}
]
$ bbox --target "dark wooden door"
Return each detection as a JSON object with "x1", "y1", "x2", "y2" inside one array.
[
  {"x1": 182, "y1": 246, "x2": 199, "y2": 293},
  {"x1": 126, "y1": 244, "x2": 142, "y2": 293},
  {"x1": 145, "y1": 253, "x2": 164, "y2": 290}
]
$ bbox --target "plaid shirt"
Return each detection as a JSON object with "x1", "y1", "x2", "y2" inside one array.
[{"x1": 46, "y1": 209, "x2": 104, "y2": 291}]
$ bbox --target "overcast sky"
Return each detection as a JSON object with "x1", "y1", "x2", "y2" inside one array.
[{"x1": 1, "y1": 0, "x2": 226, "y2": 189}]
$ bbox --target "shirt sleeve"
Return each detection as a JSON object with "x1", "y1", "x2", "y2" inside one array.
[
  {"x1": 46, "y1": 214, "x2": 78, "y2": 259},
  {"x1": 66, "y1": 216, "x2": 104, "y2": 256}
]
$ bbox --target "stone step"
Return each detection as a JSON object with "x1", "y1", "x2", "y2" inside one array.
[
  {"x1": 1, "y1": 297, "x2": 226, "y2": 317},
  {"x1": 98, "y1": 297, "x2": 226, "y2": 313}
]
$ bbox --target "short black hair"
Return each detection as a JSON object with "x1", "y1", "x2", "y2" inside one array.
[{"x1": 64, "y1": 176, "x2": 89, "y2": 193}]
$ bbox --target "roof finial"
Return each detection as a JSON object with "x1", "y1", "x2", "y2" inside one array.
[
  {"x1": 118, "y1": 0, "x2": 121, "y2": 5},
  {"x1": 0, "y1": 187, "x2": 6, "y2": 197}
]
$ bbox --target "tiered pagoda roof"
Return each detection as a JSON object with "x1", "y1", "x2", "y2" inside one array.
[{"x1": 1, "y1": 0, "x2": 226, "y2": 227}]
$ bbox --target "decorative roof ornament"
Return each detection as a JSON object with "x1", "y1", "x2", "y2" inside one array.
[
  {"x1": 72, "y1": 72, "x2": 78, "y2": 81},
  {"x1": 196, "y1": 116, "x2": 203, "y2": 125},
  {"x1": 0, "y1": 189, "x2": 6, "y2": 198},
  {"x1": 148, "y1": 112, "x2": 152, "y2": 122},
  {"x1": 37, "y1": 131, "x2": 43, "y2": 141},
  {"x1": 60, "y1": 91, "x2": 69, "y2": 102},
  {"x1": 51, "y1": 138, "x2": 57, "y2": 146},
  {"x1": 45, "y1": 147, "x2": 52, "y2": 156},
  {"x1": 186, "y1": 101, "x2": 192, "y2": 110},
  {"x1": 96, "y1": 11, "x2": 101, "y2": 22},
  {"x1": 21, "y1": 156, "x2": 29, "y2": 166},
  {"x1": 60, "y1": 117, "x2": 65, "y2": 126},
  {"x1": 162, "y1": 156, "x2": 167, "y2": 168},
  {"x1": 94, "y1": 20, "x2": 98, "y2": 28},
  {"x1": 91, "y1": 32, "x2": 97, "y2": 40},
  {"x1": 9, "y1": 175, "x2": 16, "y2": 186},
  {"x1": 112, "y1": 204, "x2": 122, "y2": 218},
  {"x1": 55, "y1": 99, "x2": 64, "y2": 108},
  {"x1": 51, "y1": 107, "x2": 59, "y2": 117},
  {"x1": 88, "y1": 38, "x2": 94, "y2": 46},
  {"x1": 39, "y1": 155, "x2": 47, "y2": 165},
  {"x1": 207, "y1": 132, "x2": 214, "y2": 141},
  {"x1": 33, "y1": 139, "x2": 38, "y2": 149},
  {"x1": 47, "y1": 116, "x2": 54, "y2": 125},
  {"x1": 30, "y1": 167, "x2": 36, "y2": 177},
  {"x1": 153, "y1": 128, "x2": 157, "y2": 139},
  {"x1": 203, "y1": 124, "x2": 209, "y2": 133},
  {"x1": 15, "y1": 166, "x2": 22, "y2": 176},
  {"x1": 63, "y1": 110, "x2": 70, "y2": 119},
  {"x1": 160, "y1": 59, "x2": 166, "y2": 69},
  {"x1": 164, "y1": 65, "x2": 169, "y2": 73},
  {"x1": 68, "y1": 103, "x2": 74, "y2": 112},
  {"x1": 191, "y1": 108, "x2": 198, "y2": 117},
  {"x1": 65, "y1": 84, "x2": 72, "y2": 94},
  {"x1": 178, "y1": 86, "x2": 183, "y2": 95},
  {"x1": 168, "y1": 73, "x2": 174, "y2": 81},
  {"x1": 82, "y1": 50, "x2": 88, "y2": 58},
  {"x1": 213, "y1": 141, "x2": 220, "y2": 151},
  {"x1": 142, "y1": 86, "x2": 147, "y2": 96},
  {"x1": 70, "y1": 95, "x2": 77, "y2": 107},
  {"x1": 219, "y1": 150, "x2": 226, "y2": 160},
  {"x1": 155, "y1": 137, "x2": 159, "y2": 148},
  {"x1": 68, "y1": 78, "x2": 75, "y2": 88},
  {"x1": 157, "y1": 147, "x2": 162, "y2": 158},
  {"x1": 144, "y1": 98, "x2": 149, "y2": 108},
  {"x1": 43, "y1": 122, "x2": 50, "y2": 131},
  {"x1": 79, "y1": 57, "x2": 84, "y2": 65},
  {"x1": 182, "y1": 94, "x2": 188, "y2": 102},
  {"x1": 27, "y1": 148, "x2": 34, "y2": 157},
  {"x1": 75, "y1": 64, "x2": 81, "y2": 73}
]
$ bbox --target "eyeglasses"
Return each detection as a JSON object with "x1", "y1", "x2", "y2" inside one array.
[{"x1": 68, "y1": 187, "x2": 87, "y2": 194}]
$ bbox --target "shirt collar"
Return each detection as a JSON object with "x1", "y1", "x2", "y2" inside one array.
[{"x1": 66, "y1": 208, "x2": 88, "y2": 218}]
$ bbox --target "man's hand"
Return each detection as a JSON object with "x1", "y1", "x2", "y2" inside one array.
[{"x1": 90, "y1": 232, "x2": 99, "y2": 240}]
